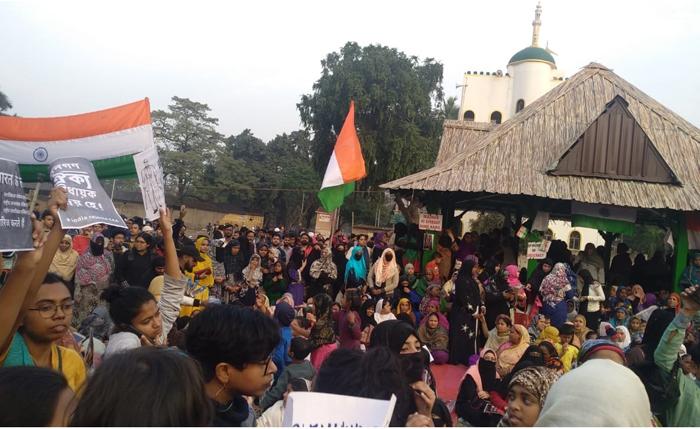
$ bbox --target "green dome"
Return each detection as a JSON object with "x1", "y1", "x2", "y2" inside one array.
[{"x1": 508, "y1": 46, "x2": 555, "y2": 66}]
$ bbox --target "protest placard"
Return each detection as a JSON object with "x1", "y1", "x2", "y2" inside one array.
[
  {"x1": 418, "y1": 213, "x2": 442, "y2": 231},
  {"x1": 0, "y1": 158, "x2": 33, "y2": 252},
  {"x1": 527, "y1": 240, "x2": 551, "y2": 259},
  {"x1": 133, "y1": 147, "x2": 166, "y2": 221},
  {"x1": 49, "y1": 157, "x2": 127, "y2": 229},
  {"x1": 282, "y1": 392, "x2": 396, "y2": 427}
]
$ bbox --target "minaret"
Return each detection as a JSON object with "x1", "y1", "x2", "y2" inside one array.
[{"x1": 531, "y1": 2, "x2": 542, "y2": 47}]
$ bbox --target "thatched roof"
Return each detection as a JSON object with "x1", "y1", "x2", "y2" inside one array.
[
  {"x1": 434, "y1": 120, "x2": 492, "y2": 165},
  {"x1": 382, "y1": 63, "x2": 700, "y2": 211}
]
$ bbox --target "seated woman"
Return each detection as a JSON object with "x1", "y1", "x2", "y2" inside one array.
[
  {"x1": 537, "y1": 340, "x2": 564, "y2": 374},
  {"x1": 496, "y1": 324, "x2": 531, "y2": 377},
  {"x1": 395, "y1": 297, "x2": 417, "y2": 326},
  {"x1": 498, "y1": 366, "x2": 560, "y2": 427},
  {"x1": 373, "y1": 298, "x2": 396, "y2": 324},
  {"x1": 528, "y1": 314, "x2": 549, "y2": 344},
  {"x1": 482, "y1": 314, "x2": 513, "y2": 352},
  {"x1": 456, "y1": 349, "x2": 506, "y2": 426},
  {"x1": 417, "y1": 313, "x2": 449, "y2": 364},
  {"x1": 572, "y1": 314, "x2": 592, "y2": 348}
]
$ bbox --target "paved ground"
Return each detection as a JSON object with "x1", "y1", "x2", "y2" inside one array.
[{"x1": 431, "y1": 363, "x2": 467, "y2": 422}]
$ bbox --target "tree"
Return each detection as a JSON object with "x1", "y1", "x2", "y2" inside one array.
[
  {"x1": 470, "y1": 212, "x2": 505, "y2": 234},
  {"x1": 298, "y1": 42, "x2": 445, "y2": 190},
  {"x1": 152, "y1": 97, "x2": 224, "y2": 201},
  {"x1": 440, "y1": 96, "x2": 459, "y2": 120},
  {"x1": 623, "y1": 225, "x2": 666, "y2": 257},
  {"x1": 0, "y1": 90, "x2": 12, "y2": 114}
]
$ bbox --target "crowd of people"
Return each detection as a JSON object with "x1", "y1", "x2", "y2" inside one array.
[{"x1": 0, "y1": 187, "x2": 699, "y2": 426}]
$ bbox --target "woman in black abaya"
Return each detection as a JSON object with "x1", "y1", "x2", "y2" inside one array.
[{"x1": 448, "y1": 259, "x2": 482, "y2": 365}]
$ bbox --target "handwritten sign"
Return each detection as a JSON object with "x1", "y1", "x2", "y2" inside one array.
[
  {"x1": 282, "y1": 392, "x2": 396, "y2": 427},
  {"x1": 527, "y1": 240, "x2": 551, "y2": 260},
  {"x1": 133, "y1": 147, "x2": 166, "y2": 221},
  {"x1": 0, "y1": 158, "x2": 33, "y2": 251},
  {"x1": 418, "y1": 213, "x2": 443, "y2": 231},
  {"x1": 49, "y1": 157, "x2": 127, "y2": 229}
]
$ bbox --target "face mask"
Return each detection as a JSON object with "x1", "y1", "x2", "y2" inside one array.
[
  {"x1": 399, "y1": 351, "x2": 427, "y2": 383},
  {"x1": 354, "y1": 253, "x2": 362, "y2": 260},
  {"x1": 385, "y1": 254, "x2": 393, "y2": 262}
]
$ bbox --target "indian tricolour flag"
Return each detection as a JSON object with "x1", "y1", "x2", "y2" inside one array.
[
  {"x1": 0, "y1": 99, "x2": 154, "y2": 182},
  {"x1": 317, "y1": 101, "x2": 366, "y2": 212}
]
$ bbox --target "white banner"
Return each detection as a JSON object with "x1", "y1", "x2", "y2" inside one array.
[
  {"x1": 282, "y1": 392, "x2": 396, "y2": 427},
  {"x1": 133, "y1": 147, "x2": 166, "y2": 221},
  {"x1": 419, "y1": 213, "x2": 443, "y2": 231},
  {"x1": 527, "y1": 240, "x2": 551, "y2": 260}
]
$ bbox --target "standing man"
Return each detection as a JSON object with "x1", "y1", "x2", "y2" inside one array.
[{"x1": 270, "y1": 232, "x2": 286, "y2": 266}]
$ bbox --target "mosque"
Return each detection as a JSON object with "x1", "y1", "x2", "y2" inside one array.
[{"x1": 454, "y1": 2, "x2": 604, "y2": 251}]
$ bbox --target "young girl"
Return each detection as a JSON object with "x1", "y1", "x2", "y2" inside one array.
[
  {"x1": 499, "y1": 366, "x2": 560, "y2": 427},
  {"x1": 628, "y1": 316, "x2": 644, "y2": 345}
]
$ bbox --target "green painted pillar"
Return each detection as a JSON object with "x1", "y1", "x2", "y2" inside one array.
[
  {"x1": 672, "y1": 212, "x2": 688, "y2": 292},
  {"x1": 527, "y1": 259, "x2": 538, "y2": 276}
]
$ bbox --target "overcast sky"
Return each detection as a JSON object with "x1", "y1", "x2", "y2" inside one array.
[{"x1": 1, "y1": 0, "x2": 698, "y2": 141}]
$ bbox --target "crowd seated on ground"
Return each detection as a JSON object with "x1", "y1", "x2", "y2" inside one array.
[{"x1": 1, "y1": 188, "x2": 698, "y2": 426}]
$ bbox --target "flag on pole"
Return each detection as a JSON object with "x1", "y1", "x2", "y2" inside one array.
[
  {"x1": 0, "y1": 99, "x2": 154, "y2": 182},
  {"x1": 317, "y1": 101, "x2": 366, "y2": 211}
]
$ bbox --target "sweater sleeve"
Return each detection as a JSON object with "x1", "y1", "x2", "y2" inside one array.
[
  {"x1": 158, "y1": 274, "x2": 188, "y2": 344},
  {"x1": 654, "y1": 311, "x2": 691, "y2": 373},
  {"x1": 260, "y1": 368, "x2": 290, "y2": 411},
  {"x1": 385, "y1": 272, "x2": 399, "y2": 294}
]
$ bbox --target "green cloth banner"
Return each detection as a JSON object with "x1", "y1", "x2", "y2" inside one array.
[
  {"x1": 317, "y1": 181, "x2": 355, "y2": 212},
  {"x1": 571, "y1": 214, "x2": 635, "y2": 235},
  {"x1": 19, "y1": 155, "x2": 138, "y2": 183}
]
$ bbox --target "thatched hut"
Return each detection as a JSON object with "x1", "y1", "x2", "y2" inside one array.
[{"x1": 382, "y1": 62, "x2": 700, "y2": 288}]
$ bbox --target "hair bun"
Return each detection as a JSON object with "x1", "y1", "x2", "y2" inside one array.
[{"x1": 100, "y1": 285, "x2": 124, "y2": 303}]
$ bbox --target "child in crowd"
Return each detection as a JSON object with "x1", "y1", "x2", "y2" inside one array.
[{"x1": 260, "y1": 337, "x2": 316, "y2": 411}]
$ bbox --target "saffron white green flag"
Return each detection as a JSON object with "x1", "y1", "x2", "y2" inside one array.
[
  {"x1": 317, "y1": 101, "x2": 367, "y2": 211},
  {"x1": 0, "y1": 99, "x2": 155, "y2": 182}
]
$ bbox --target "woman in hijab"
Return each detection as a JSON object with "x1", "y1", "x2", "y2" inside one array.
[
  {"x1": 263, "y1": 261, "x2": 288, "y2": 304},
  {"x1": 456, "y1": 349, "x2": 505, "y2": 426},
  {"x1": 368, "y1": 248, "x2": 399, "y2": 300},
  {"x1": 498, "y1": 366, "x2": 560, "y2": 427},
  {"x1": 576, "y1": 242, "x2": 606, "y2": 284},
  {"x1": 527, "y1": 314, "x2": 548, "y2": 343},
  {"x1": 309, "y1": 247, "x2": 338, "y2": 298},
  {"x1": 359, "y1": 299, "x2": 377, "y2": 347},
  {"x1": 49, "y1": 234, "x2": 79, "y2": 285},
  {"x1": 369, "y1": 320, "x2": 452, "y2": 427},
  {"x1": 483, "y1": 314, "x2": 513, "y2": 352},
  {"x1": 484, "y1": 267, "x2": 512, "y2": 330},
  {"x1": 395, "y1": 297, "x2": 417, "y2": 326},
  {"x1": 419, "y1": 299, "x2": 449, "y2": 331},
  {"x1": 344, "y1": 245, "x2": 368, "y2": 289},
  {"x1": 308, "y1": 293, "x2": 337, "y2": 370},
  {"x1": 578, "y1": 269, "x2": 606, "y2": 331},
  {"x1": 631, "y1": 253, "x2": 647, "y2": 286},
  {"x1": 417, "y1": 313, "x2": 449, "y2": 364},
  {"x1": 496, "y1": 325, "x2": 531, "y2": 377},
  {"x1": 73, "y1": 234, "x2": 112, "y2": 328},
  {"x1": 612, "y1": 325, "x2": 632, "y2": 351},
  {"x1": 539, "y1": 263, "x2": 574, "y2": 328},
  {"x1": 609, "y1": 243, "x2": 633, "y2": 286},
  {"x1": 449, "y1": 259, "x2": 482, "y2": 365},
  {"x1": 331, "y1": 242, "x2": 348, "y2": 300},
  {"x1": 181, "y1": 237, "x2": 213, "y2": 317},
  {"x1": 239, "y1": 254, "x2": 263, "y2": 306},
  {"x1": 572, "y1": 314, "x2": 592, "y2": 348},
  {"x1": 373, "y1": 298, "x2": 397, "y2": 324},
  {"x1": 525, "y1": 258, "x2": 552, "y2": 307}
]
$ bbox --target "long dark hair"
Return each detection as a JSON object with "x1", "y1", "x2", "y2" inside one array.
[
  {"x1": 101, "y1": 285, "x2": 156, "y2": 330},
  {"x1": 70, "y1": 348, "x2": 212, "y2": 426},
  {"x1": 0, "y1": 367, "x2": 68, "y2": 426}
]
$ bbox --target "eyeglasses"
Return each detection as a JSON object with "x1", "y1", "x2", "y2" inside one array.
[
  {"x1": 28, "y1": 301, "x2": 74, "y2": 319},
  {"x1": 260, "y1": 354, "x2": 274, "y2": 374}
]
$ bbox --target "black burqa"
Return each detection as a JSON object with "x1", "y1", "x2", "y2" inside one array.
[
  {"x1": 448, "y1": 260, "x2": 482, "y2": 365},
  {"x1": 526, "y1": 258, "x2": 552, "y2": 306}
]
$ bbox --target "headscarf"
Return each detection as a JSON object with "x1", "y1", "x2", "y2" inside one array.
[
  {"x1": 536, "y1": 326, "x2": 560, "y2": 345},
  {"x1": 535, "y1": 359, "x2": 652, "y2": 427},
  {"x1": 50, "y1": 234, "x2": 79, "y2": 281},
  {"x1": 274, "y1": 301, "x2": 295, "y2": 327},
  {"x1": 497, "y1": 324, "x2": 531, "y2": 376},
  {"x1": 417, "y1": 313, "x2": 449, "y2": 352},
  {"x1": 242, "y1": 254, "x2": 263, "y2": 286},
  {"x1": 191, "y1": 236, "x2": 214, "y2": 288},
  {"x1": 344, "y1": 245, "x2": 368, "y2": 283},
  {"x1": 310, "y1": 247, "x2": 338, "y2": 280},
  {"x1": 359, "y1": 300, "x2": 377, "y2": 330},
  {"x1": 463, "y1": 349, "x2": 499, "y2": 393},
  {"x1": 598, "y1": 321, "x2": 615, "y2": 338},
  {"x1": 668, "y1": 292, "x2": 681, "y2": 314},
  {"x1": 508, "y1": 366, "x2": 560, "y2": 408},
  {"x1": 419, "y1": 303, "x2": 449, "y2": 330},
  {"x1": 613, "y1": 325, "x2": 632, "y2": 350},
  {"x1": 539, "y1": 263, "x2": 571, "y2": 306},
  {"x1": 504, "y1": 265, "x2": 521, "y2": 288},
  {"x1": 578, "y1": 339, "x2": 626, "y2": 365},
  {"x1": 75, "y1": 234, "x2": 111, "y2": 286},
  {"x1": 573, "y1": 314, "x2": 591, "y2": 345},
  {"x1": 580, "y1": 243, "x2": 605, "y2": 271},
  {"x1": 610, "y1": 306, "x2": 630, "y2": 328},
  {"x1": 373, "y1": 299, "x2": 396, "y2": 324},
  {"x1": 395, "y1": 297, "x2": 414, "y2": 316},
  {"x1": 368, "y1": 319, "x2": 418, "y2": 354},
  {"x1": 374, "y1": 248, "x2": 398, "y2": 285},
  {"x1": 528, "y1": 314, "x2": 546, "y2": 340}
]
